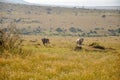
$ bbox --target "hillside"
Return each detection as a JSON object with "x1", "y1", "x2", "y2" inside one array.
[{"x1": 0, "y1": 2, "x2": 120, "y2": 36}]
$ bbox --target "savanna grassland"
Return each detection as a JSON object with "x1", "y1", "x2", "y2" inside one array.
[
  {"x1": 0, "y1": 2, "x2": 120, "y2": 36},
  {"x1": 0, "y1": 36, "x2": 120, "y2": 80},
  {"x1": 0, "y1": 2, "x2": 120, "y2": 80}
]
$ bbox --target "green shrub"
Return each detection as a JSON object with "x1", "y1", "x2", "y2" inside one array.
[
  {"x1": 56, "y1": 27, "x2": 63, "y2": 33},
  {"x1": 69, "y1": 27, "x2": 77, "y2": 33}
]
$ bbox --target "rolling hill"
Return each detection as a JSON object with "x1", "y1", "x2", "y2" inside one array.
[{"x1": 0, "y1": 2, "x2": 120, "y2": 36}]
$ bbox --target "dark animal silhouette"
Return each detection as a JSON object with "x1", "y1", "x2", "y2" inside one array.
[
  {"x1": 41, "y1": 38, "x2": 50, "y2": 46},
  {"x1": 76, "y1": 38, "x2": 84, "y2": 46},
  {"x1": 0, "y1": 41, "x2": 2, "y2": 46},
  {"x1": 0, "y1": 30, "x2": 3, "y2": 46}
]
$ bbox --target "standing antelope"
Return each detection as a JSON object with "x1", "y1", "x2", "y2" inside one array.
[{"x1": 76, "y1": 38, "x2": 84, "y2": 46}]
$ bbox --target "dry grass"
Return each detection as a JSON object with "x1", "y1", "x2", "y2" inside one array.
[
  {"x1": 0, "y1": 36, "x2": 120, "y2": 80},
  {"x1": 0, "y1": 2, "x2": 120, "y2": 80}
]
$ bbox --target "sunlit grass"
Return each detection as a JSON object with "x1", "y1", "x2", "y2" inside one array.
[{"x1": 0, "y1": 36, "x2": 120, "y2": 80}]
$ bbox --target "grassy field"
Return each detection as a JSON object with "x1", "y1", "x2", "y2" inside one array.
[
  {"x1": 0, "y1": 2, "x2": 120, "y2": 80},
  {"x1": 0, "y1": 36, "x2": 120, "y2": 80}
]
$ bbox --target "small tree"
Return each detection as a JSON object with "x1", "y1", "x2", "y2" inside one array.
[
  {"x1": 117, "y1": 28, "x2": 120, "y2": 33},
  {"x1": 56, "y1": 27, "x2": 63, "y2": 33},
  {"x1": 69, "y1": 27, "x2": 77, "y2": 33}
]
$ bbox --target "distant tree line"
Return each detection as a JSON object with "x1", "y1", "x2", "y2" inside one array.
[{"x1": 1, "y1": 26, "x2": 119, "y2": 37}]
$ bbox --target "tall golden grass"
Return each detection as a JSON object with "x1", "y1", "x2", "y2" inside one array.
[{"x1": 0, "y1": 36, "x2": 120, "y2": 80}]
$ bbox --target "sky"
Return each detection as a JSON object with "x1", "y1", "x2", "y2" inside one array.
[{"x1": 24, "y1": 0, "x2": 120, "y2": 6}]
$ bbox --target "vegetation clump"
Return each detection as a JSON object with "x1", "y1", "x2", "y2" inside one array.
[
  {"x1": 0, "y1": 23, "x2": 31, "y2": 57},
  {"x1": 102, "y1": 15, "x2": 106, "y2": 18}
]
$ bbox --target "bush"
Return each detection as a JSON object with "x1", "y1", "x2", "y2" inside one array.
[
  {"x1": 94, "y1": 28, "x2": 100, "y2": 30},
  {"x1": 56, "y1": 27, "x2": 63, "y2": 33},
  {"x1": 69, "y1": 27, "x2": 77, "y2": 33},
  {"x1": 0, "y1": 23, "x2": 24, "y2": 56},
  {"x1": 102, "y1": 15, "x2": 106, "y2": 18},
  {"x1": 117, "y1": 28, "x2": 120, "y2": 33}
]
